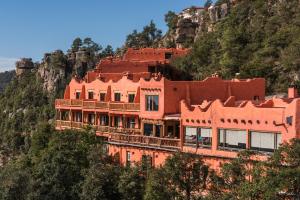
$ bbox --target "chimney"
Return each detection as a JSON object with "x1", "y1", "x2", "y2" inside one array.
[{"x1": 288, "y1": 85, "x2": 298, "y2": 98}]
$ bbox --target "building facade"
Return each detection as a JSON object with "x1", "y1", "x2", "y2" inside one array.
[{"x1": 55, "y1": 48, "x2": 300, "y2": 169}]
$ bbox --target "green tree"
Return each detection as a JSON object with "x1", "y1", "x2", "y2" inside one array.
[
  {"x1": 125, "y1": 20, "x2": 162, "y2": 48},
  {"x1": 204, "y1": 0, "x2": 213, "y2": 8},
  {"x1": 145, "y1": 153, "x2": 209, "y2": 200},
  {"x1": 118, "y1": 165, "x2": 146, "y2": 200},
  {"x1": 165, "y1": 11, "x2": 178, "y2": 30},
  {"x1": 101, "y1": 45, "x2": 114, "y2": 58},
  {"x1": 71, "y1": 37, "x2": 83, "y2": 51}
]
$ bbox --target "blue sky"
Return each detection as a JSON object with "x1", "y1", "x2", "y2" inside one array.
[{"x1": 0, "y1": 0, "x2": 208, "y2": 71}]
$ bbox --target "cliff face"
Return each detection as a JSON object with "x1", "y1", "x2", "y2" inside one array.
[
  {"x1": 13, "y1": 47, "x2": 99, "y2": 94},
  {"x1": 161, "y1": 1, "x2": 235, "y2": 48}
]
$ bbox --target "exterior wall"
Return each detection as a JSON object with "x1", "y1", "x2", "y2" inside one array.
[
  {"x1": 139, "y1": 78, "x2": 166, "y2": 119},
  {"x1": 108, "y1": 144, "x2": 173, "y2": 167},
  {"x1": 180, "y1": 98, "x2": 300, "y2": 163},
  {"x1": 163, "y1": 77, "x2": 265, "y2": 115},
  {"x1": 123, "y1": 48, "x2": 189, "y2": 62},
  {"x1": 67, "y1": 76, "x2": 140, "y2": 102}
]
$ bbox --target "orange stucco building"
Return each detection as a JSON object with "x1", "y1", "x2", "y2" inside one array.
[{"x1": 55, "y1": 48, "x2": 300, "y2": 169}]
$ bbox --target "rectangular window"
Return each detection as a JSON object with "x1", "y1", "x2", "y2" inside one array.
[
  {"x1": 185, "y1": 127, "x2": 197, "y2": 145},
  {"x1": 114, "y1": 116, "x2": 121, "y2": 127},
  {"x1": 87, "y1": 113, "x2": 95, "y2": 124},
  {"x1": 88, "y1": 91, "x2": 94, "y2": 99},
  {"x1": 198, "y1": 128, "x2": 212, "y2": 147},
  {"x1": 184, "y1": 127, "x2": 212, "y2": 148},
  {"x1": 127, "y1": 117, "x2": 136, "y2": 129},
  {"x1": 128, "y1": 93, "x2": 135, "y2": 103},
  {"x1": 165, "y1": 52, "x2": 173, "y2": 59},
  {"x1": 76, "y1": 91, "x2": 81, "y2": 99},
  {"x1": 144, "y1": 123, "x2": 153, "y2": 136},
  {"x1": 100, "y1": 115, "x2": 108, "y2": 126},
  {"x1": 155, "y1": 125, "x2": 162, "y2": 137},
  {"x1": 114, "y1": 92, "x2": 121, "y2": 102},
  {"x1": 126, "y1": 151, "x2": 131, "y2": 166},
  {"x1": 145, "y1": 95, "x2": 159, "y2": 111},
  {"x1": 250, "y1": 131, "x2": 282, "y2": 152},
  {"x1": 75, "y1": 112, "x2": 82, "y2": 122},
  {"x1": 218, "y1": 129, "x2": 247, "y2": 150},
  {"x1": 100, "y1": 93, "x2": 106, "y2": 101}
]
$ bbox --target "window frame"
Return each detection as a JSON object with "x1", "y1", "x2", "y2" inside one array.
[
  {"x1": 88, "y1": 90, "x2": 94, "y2": 100},
  {"x1": 114, "y1": 92, "x2": 121, "y2": 102},
  {"x1": 218, "y1": 128, "x2": 247, "y2": 151},
  {"x1": 75, "y1": 91, "x2": 81, "y2": 99},
  {"x1": 128, "y1": 93, "x2": 135, "y2": 103},
  {"x1": 250, "y1": 131, "x2": 282, "y2": 153},
  {"x1": 145, "y1": 95, "x2": 159, "y2": 111},
  {"x1": 184, "y1": 126, "x2": 212, "y2": 148},
  {"x1": 99, "y1": 92, "x2": 106, "y2": 102}
]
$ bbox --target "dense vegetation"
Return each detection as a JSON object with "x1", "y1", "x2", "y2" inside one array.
[
  {"x1": 0, "y1": 71, "x2": 15, "y2": 93},
  {"x1": 1, "y1": 125, "x2": 299, "y2": 199},
  {"x1": 173, "y1": 0, "x2": 300, "y2": 94},
  {"x1": 0, "y1": 0, "x2": 300, "y2": 199}
]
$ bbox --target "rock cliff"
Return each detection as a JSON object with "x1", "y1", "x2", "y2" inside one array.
[{"x1": 161, "y1": 1, "x2": 236, "y2": 48}]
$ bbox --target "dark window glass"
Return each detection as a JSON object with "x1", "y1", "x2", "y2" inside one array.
[
  {"x1": 146, "y1": 95, "x2": 159, "y2": 111},
  {"x1": 114, "y1": 116, "x2": 121, "y2": 127},
  {"x1": 155, "y1": 125, "x2": 162, "y2": 137},
  {"x1": 144, "y1": 123, "x2": 153, "y2": 136},
  {"x1": 75, "y1": 112, "x2": 82, "y2": 122},
  {"x1": 127, "y1": 117, "x2": 135, "y2": 128},
  {"x1": 100, "y1": 93, "x2": 106, "y2": 101},
  {"x1": 88, "y1": 91, "x2": 94, "y2": 99},
  {"x1": 87, "y1": 113, "x2": 95, "y2": 124},
  {"x1": 165, "y1": 52, "x2": 173, "y2": 59},
  {"x1": 148, "y1": 66, "x2": 156, "y2": 73},
  {"x1": 128, "y1": 94, "x2": 135, "y2": 103},
  {"x1": 114, "y1": 93, "x2": 121, "y2": 101},
  {"x1": 100, "y1": 115, "x2": 108, "y2": 126},
  {"x1": 76, "y1": 92, "x2": 81, "y2": 99}
]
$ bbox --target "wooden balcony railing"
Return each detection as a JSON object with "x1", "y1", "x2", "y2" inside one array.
[
  {"x1": 55, "y1": 99, "x2": 138, "y2": 111},
  {"x1": 83, "y1": 101, "x2": 96, "y2": 109},
  {"x1": 71, "y1": 99, "x2": 82, "y2": 106},
  {"x1": 109, "y1": 102, "x2": 140, "y2": 111},
  {"x1": 96, "y1": 102, "x2": 109, "y2": 109},
  {"x1": 110, "y1": 133, "x2": 180, "y2": 149}
]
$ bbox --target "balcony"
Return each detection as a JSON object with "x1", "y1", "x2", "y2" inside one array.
[
  {"x1": 109, "y1": 133, "x2": 180, "y2": 149},
  {"x1": 55, "y1": 99, "x2": 139, "y2": 112},
  {"x1": 109, "y1": 102, "x2": 140, "y2": 112}
]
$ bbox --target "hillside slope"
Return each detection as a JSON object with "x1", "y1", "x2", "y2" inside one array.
[
  {"x1": 0, "y1": 70, "x2": 15, "y2": 93},
  {"x1": 171, "y1": 0, "x2": 300, "y2": 94}
]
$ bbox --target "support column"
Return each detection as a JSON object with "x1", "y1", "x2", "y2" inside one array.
[
  {"x1": 246, "y1": 129, "x2": 250, "y2": 149},
  {"x1": 152, "y1": 123, "x2": 155, "y2": 137},
  {"x1": 141, "y1": 120, "x2": 144, "y2": 135},
  {"x1": 69, "y1": 110, "x2": 72, "y2": 128},
  {"x1": 180, "y1": 119, "x2": 184, "y2": 150},
  {"x1": 108, "y1": 113, "x2": 111, "y2": 127},
  {"x1": 212, "y1": 126, "x2": 218, "y2": 152}
]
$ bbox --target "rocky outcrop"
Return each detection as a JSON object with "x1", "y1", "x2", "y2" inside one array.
[
  {"x1": 37, "y1": 50, "x2": 69, "y2": 93},
  {"x1": 15, "y1": 58, "x2": 35, "y2": 76},
  {"x1": 164, "y1": 2, "x2": 233, "y2": 48}
]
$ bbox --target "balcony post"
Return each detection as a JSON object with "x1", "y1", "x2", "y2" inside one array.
[
  {"x1": 212, "y1": 127, "x2": 218, "y2": 152},
  {"x1": 69, "y1": 110, "x2": 72, "y2": 128},
  {"x1": 180, "y1": 119, "x2": 184, "y2": 150}
]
